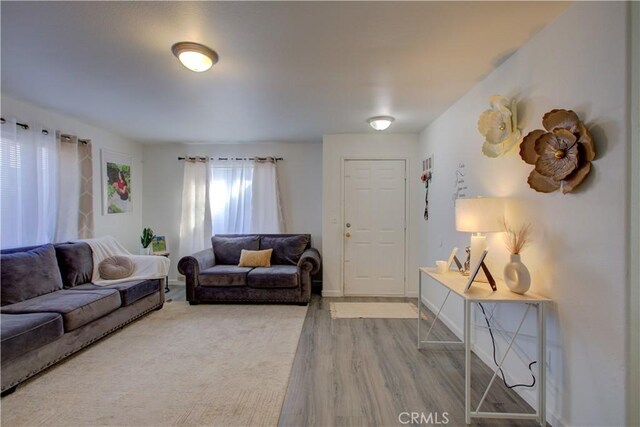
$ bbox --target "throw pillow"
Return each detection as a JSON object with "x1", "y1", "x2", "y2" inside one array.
[
  {"x1": 0, "y1": 244, "x2": 64, "y2": 306},
  {"x1": 56, "y1": 242, "x2": 94, "y2": 287},
  {"x1": 211, "y1": 236, "x2": 260, "y2": 265},
  {"x1": 238, "y1": 249, "x2": 273, "y2": 268},
  {"x1": 260, "y1": 235, "x2": 310, "y2": 265},
  {"x1": 98, "y1": 256, "x2": 135, "y2": 280}
]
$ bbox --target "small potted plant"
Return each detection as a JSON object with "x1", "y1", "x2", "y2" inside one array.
[{"x1": 140, "y1": 227, "x2": 155, "y2": 255}]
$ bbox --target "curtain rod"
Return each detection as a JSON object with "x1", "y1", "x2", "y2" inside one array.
[
  {"x1": 59, "y1": 133, "x2": 90, "y2": 145},
  {"x1": 1, "y1": 117, "x2": 31, "y2": 131},
  {"x1": 178, "y1": 156, "x2": 283, "y2": 161},
  {"x1": 1, "y1": 117, "x2": 88, "y2": 143}
]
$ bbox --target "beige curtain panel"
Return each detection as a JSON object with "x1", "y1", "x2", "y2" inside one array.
[
  {"x1": 78, "y1": 139, "x2": 94, "y2": 239},
  {"x1": 55, "y1": 132, "x2": 94, "y2": 241}
]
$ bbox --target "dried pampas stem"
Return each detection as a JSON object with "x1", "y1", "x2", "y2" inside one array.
[{"x1": 501, "y1": 217, "x2": 533, "y2": 255}]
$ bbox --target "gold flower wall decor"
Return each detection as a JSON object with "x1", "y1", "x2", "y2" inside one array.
[
  {"x1": 477, "y1": 95, "x2": 521, "y2": 158},
  {"x1": 519, "y1": 109, "x2": 595, "y2": 194}
]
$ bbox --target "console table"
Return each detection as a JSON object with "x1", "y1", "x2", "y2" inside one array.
[{"x1": 417, "y1": 267, "x2": 550, "y2": 426}]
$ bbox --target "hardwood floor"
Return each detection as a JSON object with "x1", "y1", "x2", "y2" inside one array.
[
  {"x1": 164, "y1": 282, "x2": 186, "y2": 303},
  {"x1": 279, "y1": 295, "x2": 541, "y2": 427}
]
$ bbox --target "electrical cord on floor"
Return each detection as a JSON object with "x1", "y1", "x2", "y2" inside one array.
[{"x1": 477, "y1": 302, "x2": 537, "y2": 389}]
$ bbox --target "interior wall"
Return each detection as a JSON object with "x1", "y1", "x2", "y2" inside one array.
[
  {"x1": 628, "y1": 2, "x2": 640, "y2": 425},
  {"x1": 322, "y1": 133, "x2": 420, "y2": 297},
  {"x1": 417, "y1": 2, "x2": 629, "y2": 426},
  {"x1": 0, "y1": 95, "x2": 144, "y2": 252},
  {"x1": 142, "y1": 142, "x2": 322, "y2": 281}
]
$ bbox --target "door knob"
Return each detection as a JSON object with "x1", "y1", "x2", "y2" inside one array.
[{"x1": 345, "y1": 232, "x2": 352, "y2": 238}]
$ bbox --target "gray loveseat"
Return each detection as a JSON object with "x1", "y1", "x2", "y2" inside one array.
[
  {"x1": 178, "y1": 234, "x2": 321, "y2": 305},
  {"x1": 0, "y1": 242, "x2": 164, "y2": 395}
]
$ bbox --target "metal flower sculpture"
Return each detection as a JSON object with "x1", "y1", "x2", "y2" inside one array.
[
  {"x1": 519, "y1": 109, "x2": 595, "y2": 194},
  {"x1": 477, "y1": 95, "x2": 521, "y2": 158}
]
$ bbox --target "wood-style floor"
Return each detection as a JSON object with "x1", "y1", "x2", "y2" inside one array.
[
  {"x1": 279, "y1": 295, "x2": 541, "y2": 427},
  {"x1": 165, "y1": 286, "x2": 541, "y2": 426},
  {"x1": 164, "y1": 282, "x2": 186, "y2": 302}
]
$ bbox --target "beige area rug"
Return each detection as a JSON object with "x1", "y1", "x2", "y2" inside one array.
[
  {"x1": 1, "y1": 301, "x2": 308, "y2": 427},
  {"x1": 329, "y1": 302, "x2": 427, "y2": 319}
]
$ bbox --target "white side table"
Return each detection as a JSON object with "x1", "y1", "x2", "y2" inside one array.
[
  {"x1": 152, "y1": 251, "x2": 170, "y2": 293},
  {"x1": 418, "y1": 267, "x2": 550, "y2": 425}
]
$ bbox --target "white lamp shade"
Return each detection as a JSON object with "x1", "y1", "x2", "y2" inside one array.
[{"x1": 455, "y1": 197, "x2": 505, "y2": 233}]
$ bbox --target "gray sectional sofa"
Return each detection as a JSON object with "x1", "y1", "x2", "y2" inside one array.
[
  {"x1": 0, "y1": 242, "x2": 164, "y2": 395},
  {"x1": 178, "y1": 234, "x2": 321, "y2": 305}
]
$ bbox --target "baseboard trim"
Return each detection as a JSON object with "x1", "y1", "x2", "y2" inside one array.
[
  {"x1": 421, "y1": 294, "x2": 463, "y2": 339},
  {"x1": 322, "y1": 290, "x2": 343, "y2": 297},
  {"x1": 168, "y1": 280, "x2": 184, "y2": 286}
]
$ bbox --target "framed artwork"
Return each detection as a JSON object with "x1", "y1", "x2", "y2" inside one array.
[
  {"x1": 446, "y1": 247, "x2": 459, "y2": 271},
  {"x1": 151, "y1": 236, "x2": 167, "y2": 254},
  {"x1": 464, "y1": 250, "x2": 488, "y2": 292},
  {"x1": 101, "y1": 149, "x2": 132, "y2": 215}
]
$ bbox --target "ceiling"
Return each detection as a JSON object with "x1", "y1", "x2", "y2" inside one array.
[{"x1": 1, "y1": 1, "x2": 571, "y2": 144}]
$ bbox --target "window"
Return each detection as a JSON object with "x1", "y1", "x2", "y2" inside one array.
[
  {"x1": 209, "y1": 159, "x2": 284, "y2": 235},
  {"x1": 0, "y1": 121, "x2": 57, "y2": 248},
  {"x1": 209, "y1": 161, "x2": 254, "y2": 234}
]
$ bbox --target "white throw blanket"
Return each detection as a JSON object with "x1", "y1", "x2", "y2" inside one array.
[{"x1": 79, "y1": 236, "x2": 170, "y2": 286}]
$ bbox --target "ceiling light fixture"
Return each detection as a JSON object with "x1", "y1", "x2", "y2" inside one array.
[
  {"x1": 367, "y1": 116, "x2": 395, "y2": 131},
  {"x1": 171, "y1": 42, "x2": 219, "y2": 72}
]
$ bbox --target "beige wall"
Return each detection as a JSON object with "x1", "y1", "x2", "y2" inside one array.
[
  {"x1": 1, "y1": 95, "x2": 144, "y2": 252},
  {"x1": 417, "y1": 2, "x2": 630, "y2": 425},
  {"x1": 628, "y1": 2, "x2": 640, "y2": 425}
]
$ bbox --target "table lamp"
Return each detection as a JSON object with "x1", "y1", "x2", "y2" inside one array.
[{"x1": 455, "y1": 197, "x2": 505, "y2": 282}]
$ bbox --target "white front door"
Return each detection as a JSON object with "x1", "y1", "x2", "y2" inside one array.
[{"x1": 343, "y1": 159, "x2": 406, "y2": 296}]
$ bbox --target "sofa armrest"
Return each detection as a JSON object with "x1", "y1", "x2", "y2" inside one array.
[
  {"x1": 178, "y1": 248, "x2": 215, "y2": 277},
  {"x1": 178, "y1": 249, "x2": 215, "y2": 302},
  {"x1": 297, "y1": 248, "x2": 321, "y2": 275}
]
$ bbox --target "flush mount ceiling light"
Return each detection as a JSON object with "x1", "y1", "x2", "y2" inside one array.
[
  {"x1": 367, "y1": 116, "x2": 395, "y2": 131},
  {"x1": 171, "y1": 42, "x2": 219, "y2": 72}
]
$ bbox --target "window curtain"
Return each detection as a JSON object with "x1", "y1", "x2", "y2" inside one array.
[
  {"x1": 178, "y1": 159, "x2": 212, "y2": 260},
  {"x1": 53, "y1": 132, "x2": 94, "y2": 241},
  {"x1": 0, "y1": 120, "x2": 94, "y2": 249},
  {"x1": 54, "y1": 132, "x2": 80, "y2": 242},
  {"x1": 209, "y1": 160, "x2": 254, "y2": 234},
  {"x1": 77, "y1": 139, "x2": 94, "y2": 239},
  {"x1": 251, "y1": 158, "x2": 285, "y2": 233},
  {"x1": 178, "y1": 156, "x2": 286, "y2": 251},
  {"x1": 0, "y1": 119, "x2": 57, "y2": 248}
]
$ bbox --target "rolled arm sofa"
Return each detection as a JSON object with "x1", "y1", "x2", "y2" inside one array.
[
  {"x1": 0, "y1": 242, "x2": 164, "y2": 394},
  {"x1": 178, "y1": 234, "x2": 321, "y2": 305}
]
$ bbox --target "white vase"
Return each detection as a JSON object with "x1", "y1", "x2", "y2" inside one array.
[
  {"x1": 140, "y1": 247, "x2": 151, "y2": 255},
  {"x1": 503, "y1": 254, "x2": 531, "y2": 294}
]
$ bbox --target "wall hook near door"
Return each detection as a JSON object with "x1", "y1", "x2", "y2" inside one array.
[{"x1": 421, "y1": 155, "x2": 434, "y2": 221}]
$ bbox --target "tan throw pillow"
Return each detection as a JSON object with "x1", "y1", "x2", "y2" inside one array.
[
  {"x1": 98, "y1": 256, "x2": 135, "y2": 280},
  {"x1": 238, "y1": 249, "x2": 272, "y2": 268}
]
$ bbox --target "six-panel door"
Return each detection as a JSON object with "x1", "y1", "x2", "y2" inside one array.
[{"x1": 343, "y1": 159, "x2": 406, "y2": 296}]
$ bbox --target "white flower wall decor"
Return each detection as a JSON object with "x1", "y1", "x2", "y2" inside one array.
[{"x1": 477, "y1": 95, "x2": 522, "y2": 158}]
